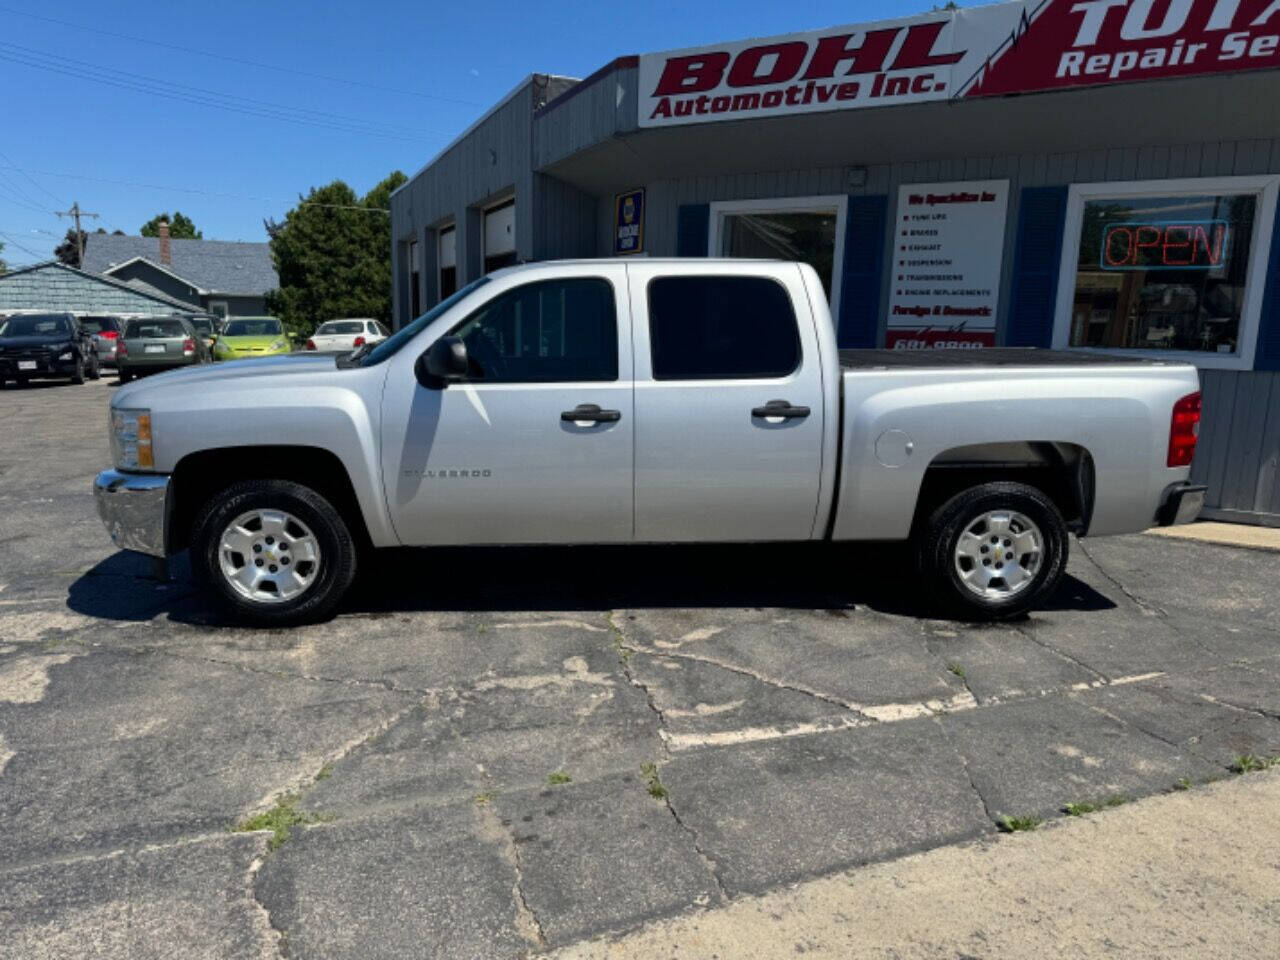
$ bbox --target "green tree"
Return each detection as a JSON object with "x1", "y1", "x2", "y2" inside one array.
[
  {"x1": 140, "y1": 211, "x2": 202, "y2": 239},
  {"x1": 264, "y1": 171, "x2": 406, "y2": 337},
  {"x1": 54, "y1": 228, "x2": 87, "y2": 267}
]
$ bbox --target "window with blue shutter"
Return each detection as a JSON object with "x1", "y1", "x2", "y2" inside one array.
[
  {"x1": 676, "y1": 204, "x2": 709, "y2": 257},
  {"x1": 1255, "y1": 200, "x2": 1280, "y2": 371},
  {"x1": 838, "y1": 195, "x2": 888, "y2": 348},
  {"x1": 1006, "y1": 186, "x2": 1068, "y2": 348}
]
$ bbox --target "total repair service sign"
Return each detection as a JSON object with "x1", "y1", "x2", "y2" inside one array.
[{"x1": 885, "y1": 179, "x2": 1009, "y2": 348}]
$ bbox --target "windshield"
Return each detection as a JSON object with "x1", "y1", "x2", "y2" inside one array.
[
  {"x1": 0, "y1": 314, "x2": 72, "y2": 338},
  {"x1": 223, "y1": 318, "x2": 282, "y2": 337},
  {"x1": 359, "y1": 277, "x2": 490, "y2": 367},
  {"x1": 126, "y1": 319, "x2": 189, "y2": 339},
  {"x1": 318, "y1": 321, "x2": 365, "y2": 335}
]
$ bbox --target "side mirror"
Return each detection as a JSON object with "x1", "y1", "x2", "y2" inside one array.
[{"x1": 415, "y1": 336, "x2": 468, "y2": 389}]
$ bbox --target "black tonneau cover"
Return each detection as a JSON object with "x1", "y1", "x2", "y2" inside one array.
[{"x1": 839, "y1": 348, "x2": 1172, "y2": 369}]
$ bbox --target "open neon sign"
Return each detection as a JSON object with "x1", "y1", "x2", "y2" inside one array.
[{"x1": 1100, "y1": 220, "x2": 1229, "y2": 271}]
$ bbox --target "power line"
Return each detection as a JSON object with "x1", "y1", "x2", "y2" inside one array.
[
  {"x1": 0, "y1": 43, "x2": 444, "y2": 143},
  {"x1": 0, "y1": 149, "x2": 67, "y2": 206},
  {"x1": 0, "y1": 5, "x2": 487, "y2": 109},
  {"x1": 0, "y1": 230, "x2": 50, "y2": 260},
  {"x1": 0, "y1": 163, "x2": 393, "y2": 212},
  {"x1": 0, "y1": 40, "x2": 432, "y2": 139}
]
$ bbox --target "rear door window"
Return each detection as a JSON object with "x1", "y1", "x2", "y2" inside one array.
[
  {"x1": 647, "y1": 276, "x2": 800, "y2": 379},
  {"x1": 126, "y1": 320, "x2": 188, "y2": 339}
]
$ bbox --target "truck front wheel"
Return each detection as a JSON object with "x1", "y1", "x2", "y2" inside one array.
[
  {"x1": 918, "y1": 481, "x2": 1068, "y2": 620},
  {"x1": 191, "y1": 479, "x2": 357, "y2": 625}
]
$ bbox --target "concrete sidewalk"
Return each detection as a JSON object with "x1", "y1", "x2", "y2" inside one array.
[
  {"x1": 547, "y1": 769, "x2": 1280, "y2": 960},
  {"x1": 1146, "y1": 520, "x2": 1280, "y2": 552}
]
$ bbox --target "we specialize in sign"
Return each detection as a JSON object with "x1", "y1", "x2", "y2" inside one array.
[{"x1": 638, "y1": 0, "x2": 1280, "y2": 127}]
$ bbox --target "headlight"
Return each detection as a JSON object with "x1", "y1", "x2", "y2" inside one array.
[
  {"x1": 110, "y1": 407, "x2": 154, "y2": 470},
  {"x1": 59, "y1": 351, "x2": 74, "y2": 360},
  {"x1": 270, "y1": 339, "x2": 285, "y2": 350}
]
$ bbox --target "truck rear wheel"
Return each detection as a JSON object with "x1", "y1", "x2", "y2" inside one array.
[
  {"x1": 191, "y1": 479, "x2": 357, "y2": 625},
  {"x1": 918, "y1": 481, "x2": 1068, "y2": 620}
]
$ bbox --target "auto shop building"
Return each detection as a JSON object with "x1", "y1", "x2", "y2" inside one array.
[{"x1": 390, "y1": 0, "x2": 1280, "y2": 526}]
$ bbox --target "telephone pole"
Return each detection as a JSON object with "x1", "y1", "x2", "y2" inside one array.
[{"x1": 56, "y1": 201, "x2": 99, "y2": 266}]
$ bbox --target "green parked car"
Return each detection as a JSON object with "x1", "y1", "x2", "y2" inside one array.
[
  {"x1": 213, "y1": 317, "x2": 291, "y2": 360},
  {"x1": 117, "y1": 316, "x2": 211, "y2": 383}
]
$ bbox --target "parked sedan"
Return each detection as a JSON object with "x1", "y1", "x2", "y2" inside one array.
[
  {"x1": 304, "y1": 318, "x2": 389, "y2": 353},
  {"x1": 117, "y1": 317, "x2": 209, "y2": 383},
  {"x1": 213, "y1": 317, "x2": 291, "y2": 360},
  {"x1": 0, "y1": 312, "x2": 101, "y2": 386},
  {"x1": 184, "y1": 314, "x2": 219, "y2": 351},
  {"x1": 79, "y1": 315, "x2": 125, "y2": 368}
]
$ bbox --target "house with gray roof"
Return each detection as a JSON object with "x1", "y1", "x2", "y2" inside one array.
[
  {"x1": 0, "y1": 261, "x2": 215, "y2": 318},
  {"x1": 80, "y1": 224, "x2": 278, "y2": 319}
]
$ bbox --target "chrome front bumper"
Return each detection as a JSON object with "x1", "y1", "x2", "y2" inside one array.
[{"x1": 93, "y1": 469, "x2": 171, "y2": 557}]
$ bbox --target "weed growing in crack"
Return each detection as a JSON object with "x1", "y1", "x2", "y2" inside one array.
[
  {"x1": 996, "y1": 814, "x2": 1042, "y2": 833},
  {"x1": 641, "y1": 762, "x2": 668, "y2": 800},
  {"x1": 1062, "y1": 795, "x2": 1128, "y2": 817},
  {"x1": 946, "y1": 662, "x2": 966, "y2": 679},
  {"x1": 1173, "y1": 777, "x2": 1192, "y2": 791},
  {"x1": 473, "y1": 791, "x2": 497, "y2": 806},
  {"x1": 1231, "y1": 754, "x2": 1280, "y2": 773},
  {"x1": 606, "y1": 613, "x2": 633, "y2": 665},
  {"x1": 232, "y1": 794, "x2": 325, "y2": 851},
  {"x1": 314, "y1": 763, "x2": 334, "y2": 782},
  {"x1": 547, "y1": 771, "x2": 572, "y2": 786}
]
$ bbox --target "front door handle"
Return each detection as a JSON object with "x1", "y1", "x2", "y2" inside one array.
[
  {"x1": 561, "y1": 403, "x2": 621, "y2": 424},
  {"x1": 751, "y1": 399, "x2": 810, "y2": 419}
]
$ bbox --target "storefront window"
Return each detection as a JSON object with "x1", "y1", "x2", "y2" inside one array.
[
  {"x1": 718, "y1": 206, "x2": 838, "y2": 300},
  {"x1": 1070, "y1": 192, "x2": 1256, "y2": 354}
]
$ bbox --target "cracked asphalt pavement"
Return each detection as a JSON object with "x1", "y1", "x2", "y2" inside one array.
[{"x1": 2, "y1": 377, "x2": 1279, "y2": 959}]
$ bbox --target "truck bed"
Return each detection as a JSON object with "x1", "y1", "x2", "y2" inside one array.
[{"x1": 839, "y1": 348, "x2": 1171, "y2": 369}]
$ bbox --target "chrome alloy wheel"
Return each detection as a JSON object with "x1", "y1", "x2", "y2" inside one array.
[
  {"x1": 217, "y1": 509, "x2": 321, "y2": 604},
  {"x1": 953, "y1": 509, "x2": 1044, "y2": 600}
]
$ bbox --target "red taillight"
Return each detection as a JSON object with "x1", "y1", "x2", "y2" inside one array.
[
  {"x1": 100, "y1": 330, "x2": 119, "y2": 339},
  {"x1": 117, "y1": 340, "x2": 128, "y2": 357},
  {"x1": 182, "y1": 337, "x2": 196, "y2": 354},
  {"x1": 1168, "y1": 391, "x2": 1202, "y2": 467},
  {"x1": 305, "y1": 339, "x2": 317, "y2": 351},
  {"x1": 353, "y1": 336, "x2": 366, "y2": 348}
]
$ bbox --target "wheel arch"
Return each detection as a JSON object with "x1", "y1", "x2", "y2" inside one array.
[
  {"x1": 168, "y1": 445, "x2": 373, "y2": 555},
  {"x1": 912, "y1": 441, "x2": 1095, "y2": 536}
]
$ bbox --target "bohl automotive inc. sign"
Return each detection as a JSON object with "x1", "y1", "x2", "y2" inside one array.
[{"x1": 638, "y1": 0, "x2": 1280, "y2": 127}]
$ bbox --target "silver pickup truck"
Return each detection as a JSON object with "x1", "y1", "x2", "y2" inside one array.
[{"x1": 94, "y1": 259, "x2": 1205, "y2": 625}]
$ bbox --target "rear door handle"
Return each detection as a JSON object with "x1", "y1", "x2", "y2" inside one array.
[
  {"x1": 561, "y1": 403, "x2": 621, "y2": 423},
  {"x1": 751, "y1": 399, "x2": 810, "y2": 419}
]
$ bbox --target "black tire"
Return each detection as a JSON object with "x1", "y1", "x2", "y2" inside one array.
[
  {"x1": 88, "y1": 355, "x2": 102, "y2": 380},
  {"x1": 917, "y1": 481, "x2": 1068, "y2": 620},
  {"x1": 117, "y1": 369, "x2": 132, "y2": 384},
  {"x1": 191, "y1": 479, "x2": 357, "y2": 625},
  {"x1": 71, "y1": 357, "x2": 86, "y2": 385}
]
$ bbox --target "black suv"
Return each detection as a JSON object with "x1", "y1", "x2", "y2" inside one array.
[{"x1": 0, "y1": 312, "x2": 102, "y2": 387}]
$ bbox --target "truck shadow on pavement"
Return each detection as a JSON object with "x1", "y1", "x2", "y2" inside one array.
[{"x1": 66, "y1": 541, "x2": 1116, "y2": 625}]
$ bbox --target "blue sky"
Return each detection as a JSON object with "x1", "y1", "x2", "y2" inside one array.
[{"x1": 0, "y1": 0, "x2": 944, "y2": 265}]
